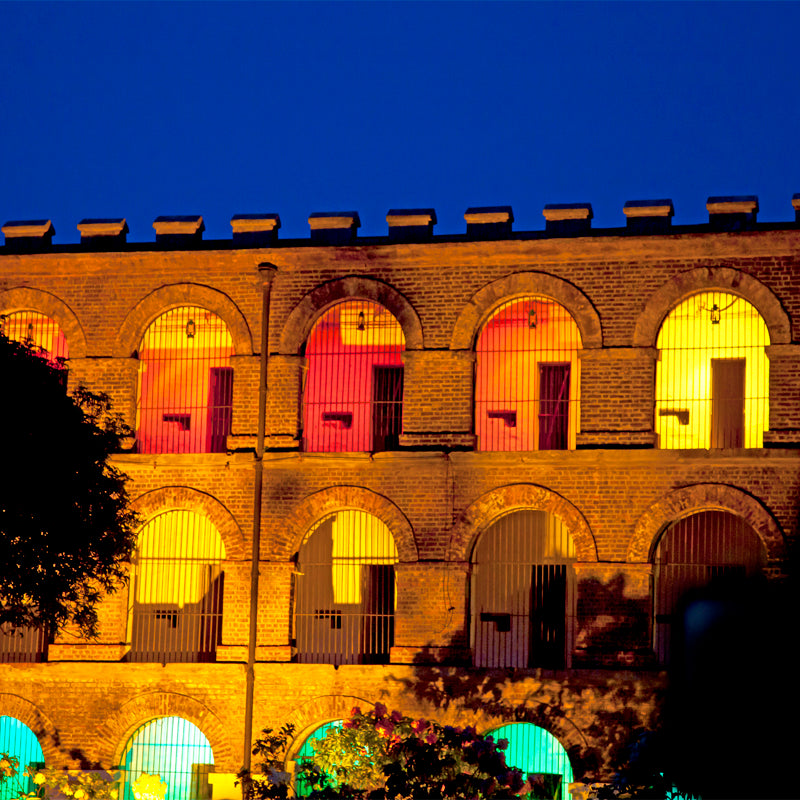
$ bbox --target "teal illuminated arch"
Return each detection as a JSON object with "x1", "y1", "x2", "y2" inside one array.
[
  {"x1": 0, "y1": 716, "x2": 44, "y2": 800},
  {"x1": 121, "y1": 717, "x2": 214, "y2": 800},
  {"x1": 294, "y1": 720, "x2": 343, "y2": 797},
  {"x1": 490, "y1": 722, "x2": 573, "y2": 797}
]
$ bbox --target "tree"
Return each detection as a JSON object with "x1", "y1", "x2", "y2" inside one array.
[{"x1": 0, "y1": 330, "x2": 139, "y2": 639}]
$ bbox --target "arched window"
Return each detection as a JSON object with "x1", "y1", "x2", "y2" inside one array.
[
  {"x1": 475, "y1": 297, "x2": 581, "y2": 451},
  {"x1": 129, "y1": 510, "x2": 225, "y2": 663},
  {"x1": 471, "y1": 510, "x2": 576, "y2": 669},
  {"x1": 294, "y1": 720, "x2": 343, "y2": 797},
  {"x1": 490, "y1": 723, "x2": 573, "y2": 797},
  {"x1": 0, "y1": 717, "x2": 44, "y2": 800},
  {"x1": 295, "y1": 511, "x2": 399, "y2": 664},
  {"x1": 653, "y1": 510, "x2": 765, "y2": 663},
  {"x1": 655, "y1": 292, "x2": 769, "y2": 449},
  {"x1": 302, "y1": 300, "x2": 405, "y2": 453},
  {"x1": 121, "y1": 717, "x2": 214, "y2": 800},
  {"x1": 136, "y1": 307, "x2": 234, "y2": 454}
]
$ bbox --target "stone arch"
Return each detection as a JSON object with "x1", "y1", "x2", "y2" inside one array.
[
  {"x1": 448, "y1": 484, "x2": 597, "y2": 563},
  {"x1": 633, "y1": 267, "x2": 791, "y2": 347},
  {"x1": 131, "y1": 486, "x2": 246, "y2": 560},
  {"x1": 99, "y1": 692, "x2": 234, "y2": 772},
  {"x1": 449, "y1": 272, "x2": 602, "y2": 351},
  {"x1": 283, "y1": 695, "x2": 374, "y2": 762},
  {"x1": 0, "y1": 694, "x2": 59, "y2": 765},
  {"x1": 278, "y1": 277, "x2": 424, "y2": 354},
  {"x1": 481, "y1": 706, "x2": 588, "y2": 773},
  {"x1": 114, "y1": 284, "x2": 253, "y2": 358},
  {"x1": 276, "y1": 486, "x2": 418, "y2": 562},
  {"x1": 628, "y1": 483, "x2": 785, "y2": 564},
  {"x1": 0, "y1": 287, "x2": 87, "y2": 358}
]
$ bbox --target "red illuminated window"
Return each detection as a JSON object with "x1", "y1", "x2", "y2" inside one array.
[
  {"x1": 136, "y1": 307, "x2": 234, "y2": 454},
  {"x1": 302, "y1": 300, "x2": 405, "y2": 452},
  {"x1": 653, "y1": 510, "x2": 765, "y2": 664},
  {"x1": 294, "y1": 510, "x2": 398, "y2": 665},
  {"x1": 475, "y1": 297, "x2": 581, "y2": 451},
  {"x1": 471, "y1": 510, "x2": 576, "y2": 669},
  {"x1": 128, "y1": 510, "x2": 225, "y2": 663}
]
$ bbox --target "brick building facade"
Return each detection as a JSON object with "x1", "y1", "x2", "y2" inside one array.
[{"x1": 1, "y1": 196, "x2": 799, "y2": 794}]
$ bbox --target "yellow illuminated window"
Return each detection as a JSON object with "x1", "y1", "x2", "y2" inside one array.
[
  {"x1": 294, "y1": 510, "x2": 399, "y2": 665},
  {"x1": 655, "y1": 292, "x2": 769, "y2": 449},
  {"x1": 475, "y1": 297, "x2": 581, "y2": 451},
  {"x1": 129, "y1": 510, "x2": 225, "y2": 663},
  {"x1": 136, "y1": 307, "x2": 234, "y2": 454}
]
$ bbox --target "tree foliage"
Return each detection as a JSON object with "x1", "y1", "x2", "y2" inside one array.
[{"x1": 0, "y1": 331, "x2": 139, "y2": 638}]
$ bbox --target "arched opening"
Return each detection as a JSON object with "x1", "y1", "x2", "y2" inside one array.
[
  {"x1": 302, "y1": 300, "x2": 405, "y2": 453},
  {"x1": 0, "y1": 717, "x2": 44, "y2": 800},
  {"x1": 128, "y1": 510, "x2": 225, "y2": 663},
  {"x1": 293, "y1": 720, "x2": 343, "y2": 797},
  {"x1": 471, "y1": 510, "x2": 576, "y2": 669},
  {"x1": 475, "y1": 297, "x2": 581, "y2": 451},
  {"x1": 120, "y1": 717, "x2": 214, "y2": 800},
  {"x1": 655, "y1": 291, "x2": 769, "y2": 449},
  {"x1": 653, "y1": 510, "x2": 766, "y2": 663},
  {"x1": 294, "y1": 510, "x2": 399, "y2": 664},
  {"x1": 135, "y1": 307, "x2": 234, "y2": 454},
  {"x1": 490, "y1": 722, "x2": 573, "y2": 798}
]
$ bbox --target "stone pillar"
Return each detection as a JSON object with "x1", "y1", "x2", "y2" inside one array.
[
  {"x1": 264, "y1": 354, "x2": 304, "y2": 450},
  {"x1": 399, "y1": 350, "x2": 476, "y2": 449},
  {"x1": 573, "y1": 562, "x2": 654, "y2": 669},
  {"x1": 764, "y1": 343, "x2": 800, "y2": 446},
  {"x1": 227, "y1": 354, "x2": 260, "y2": 451},
  {"x1": 68, "y1": 356, "x2": 140, "y2": 431},
  {"x1": 391, "y1": 561, "x2": 470, "y2": 663},
  {"x1": 577, "y1": 348, "x2": 657, "y2": 448},
  {"x1": 255, "y1": 561, "x2": 293, "y2": 661}
]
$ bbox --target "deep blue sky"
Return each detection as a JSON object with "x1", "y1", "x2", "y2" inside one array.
[{"x1": 2, "y1": 1, "x2": 799, "y2": 243}]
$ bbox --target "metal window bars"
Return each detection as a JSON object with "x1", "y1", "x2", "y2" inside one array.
[
  {"x1": 475, "y1": 297, "x2": 581, "y2": 452},
  {"x1": 490, "y1": 722, "x2": 574, "y2": 796},
  {"x1": 121, "y1": 717, "x2": 214, "y2": 800},
  {"x1": 128, "y1": 511, "x2": 226, "y2": 663},
  {"x1": 0, "y1": 716, "x2": 45, "y2": 800},
  {"x1": 653, "y1": 510, "x2": 766, "y2": 664},
  {"x1": 0, "y1": 310, "x2": 69, "y2": 388},
  {"x1": 136, "y1": 307, "x2": 234, "y2": 454},
  {"x1": 302, "y1": 300, "x2": 405, "y2": 453},
  {"x1": 471, "y1": 510, "x2": 576, "y2": 669},
  {"x1": 0, "y1": 626, "x2": 48, "y2": 664},
  {"x1": 294, "y1": 510, "x2": 399, "y2": 664},
  {"x1": 655, "y1": 291, "x2": 770, "y2": 449}
]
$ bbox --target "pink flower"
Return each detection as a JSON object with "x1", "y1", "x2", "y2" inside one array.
[
  {"x1": 373, "y1": 702, "x2": 387, "y2": 718},
  {"x1": 410, "y1": 719, "x2": 428, "y2": 732},
  {"x1": 375, "y1": 720, "x2": 395, "y2": 738},
  {"x1": 350, "y1": 706, "x2": 362, "y2": 717},
  {"x1": 424, "y1": 732, "x2": 438, "y2": 745},
  {"x1": 390, "y1": 710, "x2": 403, "y2": 723},
  {"x1": 343, "y1": 719, "x2": 357, "y2": 729}
]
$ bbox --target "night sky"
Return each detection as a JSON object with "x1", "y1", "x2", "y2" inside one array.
[{"x1": 2, "y1": 1, "x2": 799, "y2": 244}]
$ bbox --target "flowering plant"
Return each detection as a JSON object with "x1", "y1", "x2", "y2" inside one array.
[
  {"x1": 0, "y1": 754, "x2": 119, "y2": 800},
  {"x1": 298, "y1": 705, "x2": 543, "y2": 799}
]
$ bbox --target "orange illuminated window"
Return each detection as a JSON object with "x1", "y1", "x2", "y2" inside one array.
[
  {"x1": 653, "y1": 510, "x2": 765, "y2": 664},
  {"x1": 302, "y1": 300, "x2": 405, "y2": 453},
  {"x1": 475, "y1": 297, "x2": 581, "y2": 451},
  {"x1": 294, "y1": 510, "x2": 398, "y2": 665},
  {"x1": 136, "y1": 307, "x2": 234, "y2": 454},
  {"x1": 128, "y1": 510, "x2": 225, "y2": 663},
  {"x1": 471, "y1": 510, "x2": 576, "y2": 669},
  {"x1": 655, "y1": 292, "x2": 769, "y2": 449},
  {"x1": 1, "y1": 310, "x2": 69, "y2": 388}
]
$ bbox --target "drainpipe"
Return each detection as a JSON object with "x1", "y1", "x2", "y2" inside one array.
[{"x1": 243, "y1": 263, "x2": 277, "y2": 786}]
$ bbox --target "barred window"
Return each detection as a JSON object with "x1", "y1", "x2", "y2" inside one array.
[
  {"x1": 136, "y1": 307, "x2": 234, "y2": 454},
  {"x1": 475, "y1": 297, "x2": 581, "y2": 452},
  {"x1": 656, "y1": 291, "x2": 769, "y2": 449},
  {"x1": 294, "y1": 510, "x2": 398, "y2": 665},
  {"x1": 302, "y1": 300, "x2": 405, "y2": 453},
  {"x1": 653, "y1": 510, "x2": 765, "y2": 664},
  {"x1": 0, "y1": 625, "x2": 48, "y2": 664},
  {"x1": 295, "y1": 720, "x2": 343, "y2": 797},
  {"x1": 129, "y1": 511, "x2": 225, "y2": 663},
  {"x1": 490, "y1": 723, "x2": 573, "y2": 797},
  {"x1": 471, "y1": 510, "x2": 576, "y2": 669},
  {"x1": 121, "y1": 717, "x2": 214, "y2": 800},
  {"x1": 0, "y1": 717, "x2": 44, "y2": 800}
]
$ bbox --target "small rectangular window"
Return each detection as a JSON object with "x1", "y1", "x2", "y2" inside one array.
[
  {"x1": 207, "y1": 366, "x2": 234, "y2": 453},
  {"x1": 538, "y1": 363, "x2": 571, "y2": 450},
  {"x1": 372, "y1": 365, "x2": 403, "y2": 451}
]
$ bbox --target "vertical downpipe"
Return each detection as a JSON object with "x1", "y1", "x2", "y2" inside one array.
[{"x1": 243, "y1": 263, "x2": 277, "y2": 786}]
